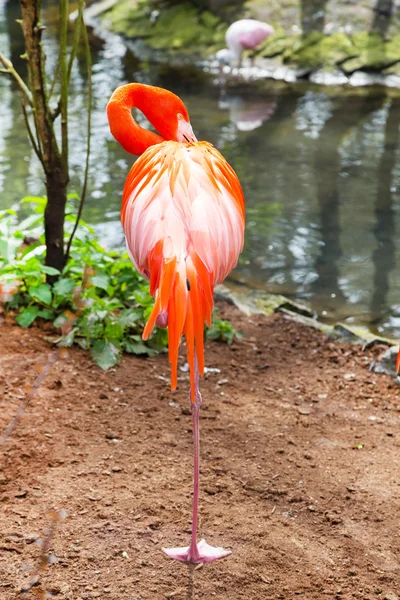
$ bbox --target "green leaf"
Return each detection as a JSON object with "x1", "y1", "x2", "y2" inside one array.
[
  {"x1": 117, "y1": 308, "x2": 141, "y2": 328},
  {"x1": 29, "y1": 283, "x2": 52, "y2": 305},
  {"x1": 53, "y1": 278, "x2": 76, "y2": 297},
  {"x1": 67, "y1": 192, "x2": 80, "y2": 201},
  {"x1": 40, "y1": 265, "x2": 61, "y2": 276},
  {"x1": 38, "y1": 308, "x2": 55, "y2": 320},
  {"x1": 75, "y1": 337, "x2": 90, "y2": 349},
  {"x1": 22, "y1": 245, "x2": 46, "y2": 261},
  {"x1": 19, "y1": 241, "x2": 43, "y2": 259},
  {"x1": 91, "y1": 340, "x2": 120, "y2": 370},
  {"x1": 15, "y1": 214, "x2": 43, "y2": 232},
  {"x1": 16, "y1": 305, "x2": 40, "y2": 327},
  {"x1": 124, "y1": 338, "x2": 157, "y2": 356},
  {"x1": 91, "y1": 273, "x2": 110, "y2": 291},
  {"x1": 21, "y1": 196, "x2": 47, "y2": 207},
  {"x1": 105, "y1": 321, "x2": 124, "y2": 341}
]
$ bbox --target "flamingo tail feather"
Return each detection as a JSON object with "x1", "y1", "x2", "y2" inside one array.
[{"x1": 142, "y1": 252, "x2": 214, "y2": 401}]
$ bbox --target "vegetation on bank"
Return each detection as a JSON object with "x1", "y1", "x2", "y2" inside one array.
[
  {"x1": 261, "y1": 30, "x2": 400, "y2": 75},
  {"x1": 102, "y1": 0, "x2": 227, "y2": 55},
  {"x1": 0, "y1": 199, "x2": 239, "y2": 370}
]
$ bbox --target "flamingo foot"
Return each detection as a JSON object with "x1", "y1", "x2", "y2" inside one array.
[{"x1": 162, "y1": 538, "x2": 231, "y2": 563}]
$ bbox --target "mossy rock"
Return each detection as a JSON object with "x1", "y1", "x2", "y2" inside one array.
[
  {"x1": 254, "y1": 292, "x2": 315, "y2": 318},
  {"x1": 339, "y1": 32, "x2": 400, "y2": 73},
  {"x1": 383, "y1": 35, "x2": 400, "y2": 70},
  {"x1": 332, "y1": 324, "x2": 395, "y2": 348},
  {"x1": 260, "y1": 34, "x2": 298, "y2": 58},
  {"x1": 341, "y1": 47, "x2": 400, "y2": 73},
  {"x1": 102, "y1": 0, "x2": 226, "y2": 55},
  {"x1": 383, "y1": 61, "x2": 400, "y2": 75},
  {"x1": 372, "y1": 345, "x2": 399, "y2": 378},
  {"x1": 284, "y1": 32, "x2": 356, "y2": 69},
  {"x1": 351, "y1": 32, "x2": 383, "y2": 51}
]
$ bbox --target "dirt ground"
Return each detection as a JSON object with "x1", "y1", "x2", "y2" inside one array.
[{"x1": 1, "y1": 303, "x2": 400, "y2": 600}]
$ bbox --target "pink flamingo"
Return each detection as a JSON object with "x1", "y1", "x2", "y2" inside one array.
[
  {"x1": 216, "y1": 19, "x2": 275, "y2": 65},
  {"x1": 107, "y1": 83, "x2": 245, "y2": 563}
]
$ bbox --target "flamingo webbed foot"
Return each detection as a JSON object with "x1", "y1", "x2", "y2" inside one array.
[{"x1": 162, "y1": 538, "x2": 231, "y2": 563}]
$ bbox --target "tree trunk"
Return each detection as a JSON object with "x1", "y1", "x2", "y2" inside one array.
[
  {"x1": 20, "y1": 0, "x2": 68, "y2": 275},
  {"x1": 45, "y1": 169, "x2": 69, "y2": 274}
]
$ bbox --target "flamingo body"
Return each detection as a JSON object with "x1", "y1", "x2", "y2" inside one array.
[
  {"x1": 121, "y1": 140, "x2": 244, "y2": 396},
  {"x1": 217, "y1": 18, "x2": 275, "y2": 63}
]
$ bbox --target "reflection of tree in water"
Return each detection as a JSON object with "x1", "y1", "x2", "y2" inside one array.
[
  {"x1": 300, "y1": 0, "x2": 328, "y2": 34},
  {"x1": 371, "y1": 0, "x2": 394, "y2": 38},
  {"x1": 370, "y1": 100, "x2": 399, "y2": 328},
  {"x1": 4, "y1": 0, "x2": 27, "y2": 82},
  {"x1": 310, "y1": 94, "x2": 387, "y2": 315},
  {"x1": 0, "y1": 0, "x2": 33, "y2": 209},
  {"x1": 238, "y1": 91, "x2": 303, "y2": 288}
]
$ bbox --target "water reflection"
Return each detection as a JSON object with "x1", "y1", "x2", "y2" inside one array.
[
  {"x1": 301, "y1": 0, "x2": 328, "y2": 34},
  {"x1": 310, "y1": 94, "x2": 387, "y2": 319},
  {"x1": 370, "y1": 99, "x2": 399, "y2": 325},
  {"x1": 372, "y1": 0, "x2": 394, "y2": 37},
  {"x1": 218, "y1": 92, "x2": 277, "y2": 132},
  {"x1": 1, "y1": 2, "x2": 400, "y2": 337},
  {"x1": 4, "y1": 1, "x2": 27, "y2": 81}
]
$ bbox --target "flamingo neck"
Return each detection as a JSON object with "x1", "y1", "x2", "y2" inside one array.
[{"x1": 106, "y1": 83, "x2": 165, "y2": 156}]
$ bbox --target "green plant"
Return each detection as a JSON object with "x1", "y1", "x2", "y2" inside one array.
[
  {"x1": 206, "y1": 311, "x2": 243, "y2": 345},
  {"x1": 0, "y1": 198, "x2": 241, "y2": 369}
]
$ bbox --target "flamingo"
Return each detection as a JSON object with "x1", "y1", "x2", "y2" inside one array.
[
  {"x1": 216, "y1": 19, "x2": 275, "y2": 65},
  {"x1": 106, "y1": 83, "x2": 245, "y2": 563}
]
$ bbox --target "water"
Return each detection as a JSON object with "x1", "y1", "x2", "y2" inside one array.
[{"x1": 1, "y1": 2, "x2": 400, "y2": 338}]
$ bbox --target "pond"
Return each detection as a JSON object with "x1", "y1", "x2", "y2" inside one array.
[{"x1": 1, "y1": 1, "x2": 400, "y2": 338}]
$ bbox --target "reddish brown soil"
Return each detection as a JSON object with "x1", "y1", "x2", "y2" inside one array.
[{"x1": 1, "y1": 304, "x2": 400, "y2": 600}]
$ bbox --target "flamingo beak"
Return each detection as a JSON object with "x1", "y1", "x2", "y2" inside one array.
[{"x1": 177, "y1": 119, "x2": 197, "y2": 144}]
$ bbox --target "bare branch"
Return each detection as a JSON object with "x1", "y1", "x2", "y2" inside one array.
[
  {"x1": 66, "y1": 2, "x2": 92, "y2": 260},
  {"x1": 48, "y1": 56, "x2": 60, "y2": 101},
  {"x1": 67, "y1": 9, "x2": 82, "y2": 83},
  {"x1": 21, "y1": 99, "x2": 45, "y2": 167},
  {"x1": 51, "y1": 98, "x2": 62, "y2": 122},
  {"x1": 0, "y1": 51, "x2": 33, "y2": 106},
  {"x1": 0, "y1": 351, "x2": 58, "y2": 448},
  {"x1": 21, "y1": 509, "x2": 67, "y2": 597},
  {"x1": 20, "y1": 0, "x2": 61, "y2": 173},
  {"x1": 59, "y1": 0, "x2": 69, "y2": 176}
]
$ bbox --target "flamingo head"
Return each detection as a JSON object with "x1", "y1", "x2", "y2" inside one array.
[
  {"x1": 176, "y1": 113, "x2": 198, "y2": 144},
  {"x1": 148, "y1": 90, "x2": 197, "y2": 144},
  {"x1": 216, "y1": 48, "x2": 239, "y2": 65}
]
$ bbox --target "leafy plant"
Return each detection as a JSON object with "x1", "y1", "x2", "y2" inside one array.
[
  {"x1": 0, "y1": 198, "x2": 241, "y2": 370},
  {"x1": 206, "y1": 311, "x2": 243, "y2": 345}
]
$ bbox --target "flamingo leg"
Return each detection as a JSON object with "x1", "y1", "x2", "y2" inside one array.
[{"x1": 163, "y1": 355, "x2": 232, "y2": 563}]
